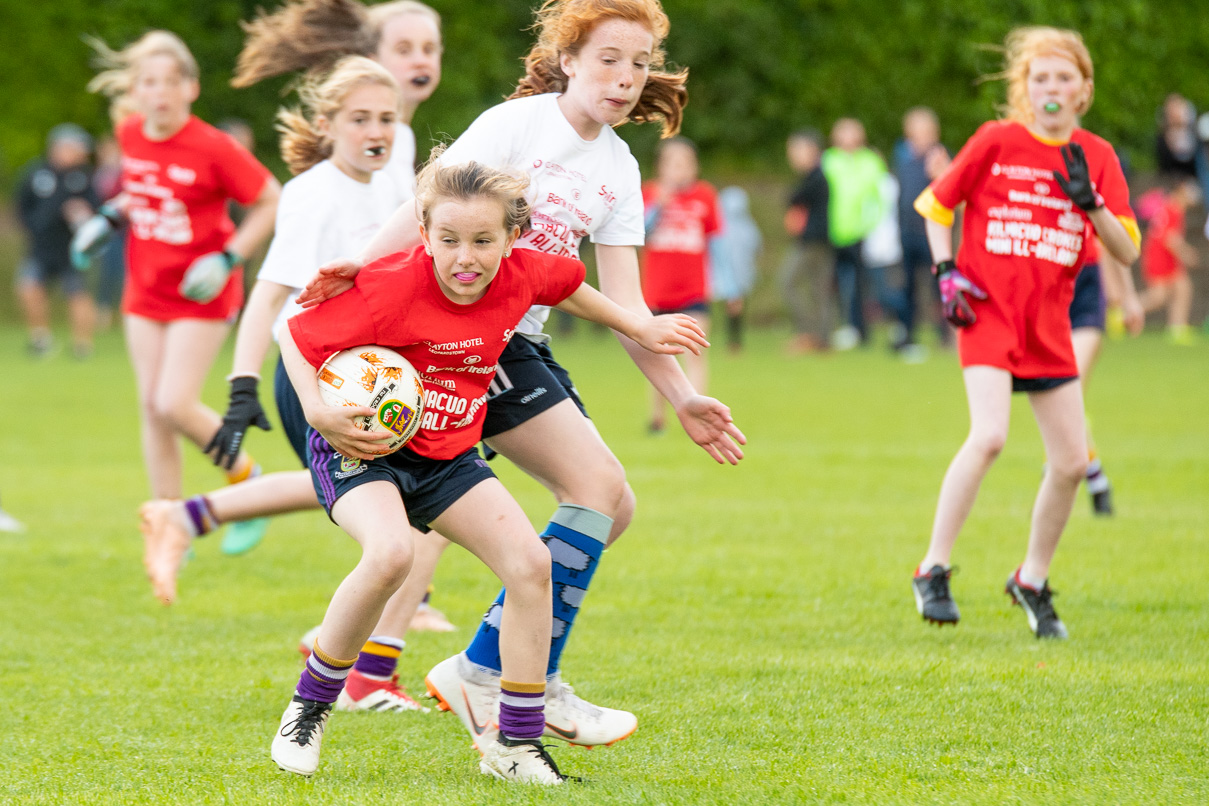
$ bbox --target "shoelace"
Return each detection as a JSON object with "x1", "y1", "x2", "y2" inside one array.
[
  {"x1": 925, "y1": 567, "x2": 955, "y2": 600},
  {"x1": 1033, "y1": 585, "x2": 1058, "y2": 620},
  {"x1": 283, "y1": 701, "x2": 330, "y2": 747}
]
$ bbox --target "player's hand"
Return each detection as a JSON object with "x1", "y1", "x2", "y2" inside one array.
[
  {"x1": 674, "y1": 395, "x2": 747, "y2": 465},
  {"x1": 1121, "y1": 292, "x2": 1145, "y2": 337},
  {"x1": 297, "y1": 257, "x2": 364, "y2": 308},
  {"x1": 180, "y1": 250, "x2": 239, "y2": 303},
  {"x1": 935, "y1": 261, "x2": 987, "y2": 328},
  {"x1": 205, "y1": 375, "x2": 272, "y2": 469},
  {"x1": 1053, "y1": 143, "x2": 1103, "y2": 212},
  {"x1": 632, "y1": 314, "x2": 709, "y2": 356},
  {"x1": 306, "y1": 403, "x2": 394, "y2": 462},
  {"x1": 70, "y1": 203, "x2": 121, "y2": 270}
]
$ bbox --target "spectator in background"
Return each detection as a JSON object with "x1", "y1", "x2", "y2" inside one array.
[
  {"x1": 894, "y1": 106, "x2": 952, "y2": 354},
  {"x1": 15, "y1": 123, "x2": 99, "y2": 358},
  {"x1": 860, "y1": 165, "x2": 911, "y2": 354},
  {"x1": 1141, "y1": 175, "x2": 1200, "y2": 344},
  {"x1": 641, "y1": 136, "x2": 721, "y2": 432},
  {"x1": 1156, "y1": 94, "x2": 1209, "y2": 205},
  {"x1": 709, "y1": 186, "x2": 761, "y2": 353},
  {"x1": 779, "y1": 128, "x2": 833, "y2": 354},
  {"x1": 822, "y1": 118, "x2": 886, "y2": 348},
  {"x1": 93, "y1": 134, "x2": 125, "y2": 329}
]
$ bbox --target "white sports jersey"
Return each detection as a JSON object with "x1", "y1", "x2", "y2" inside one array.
[
  {"x1": 258, "y1": 160, "x2": 401, "y2": 341},
  {"x1": 441, "y1": 93, "x2": 644, "y2": 337},
  {"x1": 381, "y1": 122, "x2": 417, "y2": 203}
]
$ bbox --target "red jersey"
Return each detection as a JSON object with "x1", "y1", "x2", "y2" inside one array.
[
  {"x1": 117, "y1": 115, "x2": 271, "y2": 321},
  {"x1": 915, "y1": 121, "x2": 1137, "y2": 378},
  {"x1": 1142, "y1": 198, "x2": 1185, "y2": 280},
  {"x1": 641, "y1": 181, "x2": 721, "y2": 311},
  {"x1": 289, "y1": 245, "x2": 585, "y2": 459}
]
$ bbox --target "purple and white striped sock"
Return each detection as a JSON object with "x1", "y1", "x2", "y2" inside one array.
[
  {"x1": 182, "y1": 496, "x2": 218, "y2": 538},
  {"x1": 353, "y1": 635, "x2": 405, "y2": 680},
  {"x1": 499, "y1": 680, "x2": 546, "y2": 740},
  {"x1": 296, "y1": 642, "x2": 357, "y2": 704}
]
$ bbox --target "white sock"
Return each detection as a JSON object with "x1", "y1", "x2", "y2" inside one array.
[{"x1": 1017, "y1": 567, "x2": 1046, "y2": 591}]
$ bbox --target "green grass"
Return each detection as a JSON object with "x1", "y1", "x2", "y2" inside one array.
[{"x1": 0, "y1": 323, "x2": 1206, "y2": 805}]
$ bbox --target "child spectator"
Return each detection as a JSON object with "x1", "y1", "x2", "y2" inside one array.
[
  {"x1": 1141, "y1": 176, "x2": 1200, "y2": 344},
  {"x1": 709, "y1": 186, "x2": 761, "y2": 353}
]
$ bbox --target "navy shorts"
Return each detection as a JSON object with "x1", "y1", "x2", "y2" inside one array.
[
  {"x1": 480, "y1": 337, "x2": 588, "y2": 441},
  {"x1": 306, "y1": 434, "x2": 496, "y2": 533},
  {"x1": 1012, "y1": 375, "x2": 1079, "y2": 393},
  {"x1": 17, "y1": 256, "x2": 87, "y2": 296},
  {"x1": 651, "y1": 300, "x2": 710, "y2": 317},
  {"x1": 274, "y1": 356, "x2": 310, "y2": 467},
  {"x1": 1069, "y1": 263, "x2": 1106, "y2": 331}
]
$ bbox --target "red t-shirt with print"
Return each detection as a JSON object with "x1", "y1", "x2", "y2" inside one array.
[
  {"x1": 1142, "y1": 197, "x2": 1185, "y2": 281},
  {"x1": 289, "y1": 245, "x2": 586, "y2": 459},
  {"x1": 641, "y1": 180, "x2": 721, "y2": 311},
  {"x1": 918, "y1": 120, "x2": 1136, "y2": 378},
  {"x1": 118, "y1": 115, "x2": 271, "y2": 321}
]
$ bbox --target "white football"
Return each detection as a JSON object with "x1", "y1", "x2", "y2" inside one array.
[{"x1": 316, "y1": 345, "x2": 425, "y2": 454}]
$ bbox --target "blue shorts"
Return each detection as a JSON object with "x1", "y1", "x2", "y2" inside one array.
[
  {"x1": 481, "y1": 337, "x2": 588, "y2": 441},
  {"x1": 1068, "y1": 263, "x2": 1106, "y2": 331},
  {"x1": 274, "y1": 356, "x2": 309, "y2": 467},
  {"x1": 651, "y1": 300, "x2": 710, "y2": 317},
  {"x1": 17, "y1": 256, "x2": 87, "y2": 296},
  {"x1": 306, "y1": 435, "x2": 496, "y2": 533}
]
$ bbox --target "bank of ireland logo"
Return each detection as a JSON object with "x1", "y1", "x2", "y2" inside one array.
[
  {"x1": 377, "y1": 399, "x2": 414, "y2": 436},
  {"x1": 340, "y1": 454, "x2": 361, "y2": 472}
]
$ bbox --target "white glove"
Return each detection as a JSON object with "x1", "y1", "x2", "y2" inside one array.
[
  {"x1": 70, "y1": 204, "x2": 121, "y2": 270},
  {"x1": 180, "y1": 250, "x2": 240, "y2": 303}
]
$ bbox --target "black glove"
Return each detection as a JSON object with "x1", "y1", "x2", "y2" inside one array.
[
  {"x1": 205, "y1": 376, "x2": 272, "y2": 469},
  {"x1": 1053, "y1": 142, "x2": 1103, "y2": 212}
]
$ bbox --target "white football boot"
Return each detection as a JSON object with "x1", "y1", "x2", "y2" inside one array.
[
  {"x1": 479, "y1": 735, "x2": 566, "y2": 785},
  {"x1": 271, "y1": 695, "x2": 332, "y2": 777},
  {"x1": 425, "y1": 653, "x2": 500, "y2": 751},
  {"x1": 543, "y1": 675, "x2": 638, "y2": 747}
]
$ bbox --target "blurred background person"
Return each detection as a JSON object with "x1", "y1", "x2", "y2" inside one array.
[
  {"x1": 92, "y1": 134, "x2": 125, "y2": 330},
  {"x1": 823, "y1": 117, "x2": 887, "y2": 348},
  {"x1": 14, "y1": 123, "x2": 99, "y2": 359},
  {"x1": 709, "y1": 186, "x2": 761, "y2": 354},
  {"x1": 860, "y1": 161, "x2": 910, "y2": 356},
  {"x1": 1156, "y1": 94, "x2": 1209, "y2": 209},
  {"x1": 642, "y1": 136, "x2": 720, "y2": 433},
  {"x1": 1140, "y1": 175, "x2": 1200, "y2": 344},
  {"x1": 894, "y1": 106, "x2": 952, "y2": 355},
  {"x1": 780, "y1": 128, "x2": 833, "y2": 354}
]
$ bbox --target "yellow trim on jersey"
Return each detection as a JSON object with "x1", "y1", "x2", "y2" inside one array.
[
  {"x1": 913, "y1": 187, "x2": 954, "y2": 227},
  {"x1": 500, "y1": 679, "x2": 547, "y2": 694},
  {"x1": 1117, "y1": 216, "x2": 1141, "y2": 250},
  {"x1": 1026, "y1": 129, "x2": 1069, "y2": 147}
]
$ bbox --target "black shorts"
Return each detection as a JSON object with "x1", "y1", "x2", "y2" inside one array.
[
  {"x1": 1069, "y1": 263, "x2": 1106, "y2": 331},
  {"x1": 1012, "y1": 375, "x2": 1079, "y2": 393},
  {"x1": 274, "y1": 356, "x2": 310, "y2": 467},
  {"x1": 480, "y1": 337, "x2": 588, "y2": 441},
  {"x1": 651, "y1": 300, "x2": 710, "y2": 317},
  {"x1": 17, "y1": 256, "x2": 87, "y2": 296},
  {"x1": 307, "y1": 435, "x2": 496, "y2": 533}
]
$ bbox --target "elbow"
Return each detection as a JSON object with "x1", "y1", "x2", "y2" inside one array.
[{"x1": 1114, "y1": 241, "x2": 1140, "y2": 266}]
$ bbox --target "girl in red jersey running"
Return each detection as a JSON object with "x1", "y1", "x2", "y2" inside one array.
[
  {"x1": 298, "y1": 0, "x2": 745, "y2": 748},
  {"x1": 910, "y1": 27, "x2": 1140, "y2": 638},
  {"x1": 73, "y1": 32, "x2": 280, "y2": 503},
  {"x1": 269, "y1": 158, "x2": 706, "y2": 783}
]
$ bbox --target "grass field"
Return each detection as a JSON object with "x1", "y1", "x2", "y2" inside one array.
[{"x1": 0, "y1": 323, "x2": 1205, "y2": 805}]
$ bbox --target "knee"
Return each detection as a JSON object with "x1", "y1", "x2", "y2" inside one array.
[
  {"x1": 1048, "y1": 453, "x2": 1088, "y2": 484},
  {"x1": 605, "y1": 484, "x2": 636, "y2": 548},
  {"x1": 503, "y1": 538, "x2": 552, "y2": 595},
  {"x1": 363, "y1": 536, "x2": 414, "y2": 590},
  {"x1": 151, "y1": 389, "x2": 190, "y2": 431},
  {"x1": 968, "y1": 430, "x2": 1008, "y2": 462},
  {"x1": 558, "y1": 454, "x2": 628, "y2": 517}
]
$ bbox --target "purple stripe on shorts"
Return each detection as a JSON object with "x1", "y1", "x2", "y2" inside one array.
[{"x1": 308, "y1": 430, "x2": 337, "y2": 509}]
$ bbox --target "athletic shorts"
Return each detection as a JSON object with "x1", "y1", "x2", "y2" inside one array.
[
  {"x1": 1011, "y1": 375, "x2": 1078, "y2": 394},
  {"x1": 274, "y1": 357, "x2": 309, "y2": 467},
  {"x1": 307, "y1": 435, "x2": 496, "y2": 533},
  {"x1": 481, "y1": 337, "x2": 588, "y2": 441},
  {"x1": 1068, "y1": 263, "x2": 1106, "y2": 331},
  {"x1": 651, "y1": 300, "x2": 710, "y2": 317},
  {"x1": 17, "y1": 256, "x2": 87, "y2": 296}
]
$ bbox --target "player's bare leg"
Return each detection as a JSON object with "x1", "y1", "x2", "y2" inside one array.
[
  {"x1": 1073, "y1": 326, "x2": 1112, "y2": 514},
  {"x1": 1023, "y1": 381, "x2": 1088, "y2": 581},
  {"x1": 125, "y1": 316, "x2": 179, "y2": 498}
]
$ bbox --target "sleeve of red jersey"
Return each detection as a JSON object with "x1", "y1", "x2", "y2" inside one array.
[
  {"x1": 287, "y1": 286, "x2": 378, "y2": 369},
  {"x1": 703, "y1": 184, "x2": 723, "y2": 236},
  {"x1": 915, "y1": 122, "x2": 996, "y2": 227},
  {"x1": 1092, "y1": 143, "x2": 1141, "y2": 249},
  {"x1": 214, "y1": 131, "x2": 273, "y2": 206},
  {"x1": 527, "y1": 252, "x2": 588, "y2": 306}
]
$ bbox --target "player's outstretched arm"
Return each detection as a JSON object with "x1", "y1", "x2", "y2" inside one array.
[
  {"x1": 278, "y1": 328, "x2": 395, "y2": 461},
  {"x1": 594, "y1": 243, "x2": 746, "y2": 464},
  {"x1": 555, "y1": 282, "x2": 708, "y2": 355},
  {"x1": 296, "y1": 199, "x2": 425, "y2": 308}
]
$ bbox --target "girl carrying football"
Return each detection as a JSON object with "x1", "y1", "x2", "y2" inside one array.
[
  {"x1": 271, "y1": 157, "x2": 706, "y2": 783},
  {"x1": 73, "y1": 32, "x2": 280, "y2": 504},
  {"x1": 299, "y1": 0, "x2": 746, "y2": 748},
  {"x1": 140, "y1": 57, "x2": 436, "y2": 712},
  {"x1": 910, "y1": 26, "x2": 1139, "y2": 638}
]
